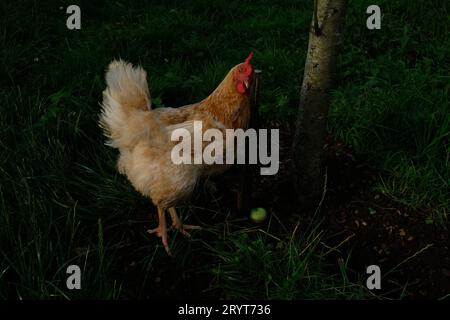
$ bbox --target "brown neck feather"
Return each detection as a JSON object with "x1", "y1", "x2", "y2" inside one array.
[{"x1": 198, "y1": 67, "x2": 251, "y2": 129}]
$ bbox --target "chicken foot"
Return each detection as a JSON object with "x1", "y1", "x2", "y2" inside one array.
[
  {"x1": 168, "y1": 207, "x2": 201, "y2": 238},
  {"x1": 147, "y1": 206, "x2": 171, "y2": 255},
  {"x1": 147, "y1": 207, "x2": 201, "y2": 255}
]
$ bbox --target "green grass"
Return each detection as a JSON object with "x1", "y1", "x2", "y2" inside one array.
[
  {"x1": 0, "y1": 0, "x2": 448, "y2": 299},
  {"x1": 329, "y1": 0, "x2": 450, "y2": 223},
  {"x1": 207, "y1": 218, "x2": 368, "y2": 299}
]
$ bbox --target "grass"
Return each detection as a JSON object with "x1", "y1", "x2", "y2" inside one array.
[
  {"x1": 329, "y1": 0, "x2": 450, "y2": 223},
  {"x1": 0, "y1": 0, "x2": 448, "y2": 299},
  {"x1": 207, "y1": 218, "x2": 367, "y2": 300}
]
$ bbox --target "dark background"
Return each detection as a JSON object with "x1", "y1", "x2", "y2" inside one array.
[{"x1": 0, "y1": 0, "x2": 448, "y2": 299}]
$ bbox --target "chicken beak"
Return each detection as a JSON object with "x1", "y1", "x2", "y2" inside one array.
[{"x1": 244, "y1": 79, "x2": 249, "y2": 89}]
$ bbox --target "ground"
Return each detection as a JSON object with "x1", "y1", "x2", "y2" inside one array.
[{"x1": 106, "y1": 129, "x2": 449, "y2": 299}]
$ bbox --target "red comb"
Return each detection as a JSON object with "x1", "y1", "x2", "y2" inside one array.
[{"x1": 244, "y1": 51, "x2": 254, "y2": 66}]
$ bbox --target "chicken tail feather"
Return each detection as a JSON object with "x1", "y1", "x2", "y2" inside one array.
[{"x1": 100, "y1": 60, "x2": 156, "y2": 149}]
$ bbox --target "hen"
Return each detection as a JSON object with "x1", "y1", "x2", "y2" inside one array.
[{"x1": 99, "y1": 53, "x2": 254, "y2": 254}]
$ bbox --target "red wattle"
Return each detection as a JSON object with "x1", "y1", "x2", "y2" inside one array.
[{"x1": 236, "y1": 82, "x2": 245, "y2": 93}]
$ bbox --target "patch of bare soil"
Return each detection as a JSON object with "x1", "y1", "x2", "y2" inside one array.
[{"x1": 323, "y1": 139, "x2": 450, "y2": 299}]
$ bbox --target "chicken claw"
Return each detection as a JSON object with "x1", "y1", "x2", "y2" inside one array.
[
  {"x1": 171, "y1": 223, "x2": 202, "y2": 238},
  {"x1": 147, "y1": 226, "x2": 171, "y2": 255},
  {"x1": 148, "y1": 206, "x2": 172, "y2": 256},
  {"x1": 168, "y1": 207, "x2": 201, "y2": 238}
]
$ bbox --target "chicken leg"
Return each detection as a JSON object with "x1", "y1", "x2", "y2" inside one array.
[
  {"x1": 147, "y1": 206, "x2": 171, "y2": 255},
  {"x1": 168, "y1": 207, "x2": 201, "y2": 237}
]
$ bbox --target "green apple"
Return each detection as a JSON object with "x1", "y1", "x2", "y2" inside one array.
[{"x1": 250, "y1": 207, "x2": 267, "y2": 223}]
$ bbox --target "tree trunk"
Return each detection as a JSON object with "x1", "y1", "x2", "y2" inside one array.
[{"x1": 292, "y1": 0, "x2": 347, "y2": 207}]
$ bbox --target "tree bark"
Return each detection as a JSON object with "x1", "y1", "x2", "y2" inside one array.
[{"x1": 292, "y1": 0, "x2": 347, "y2": 207}]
